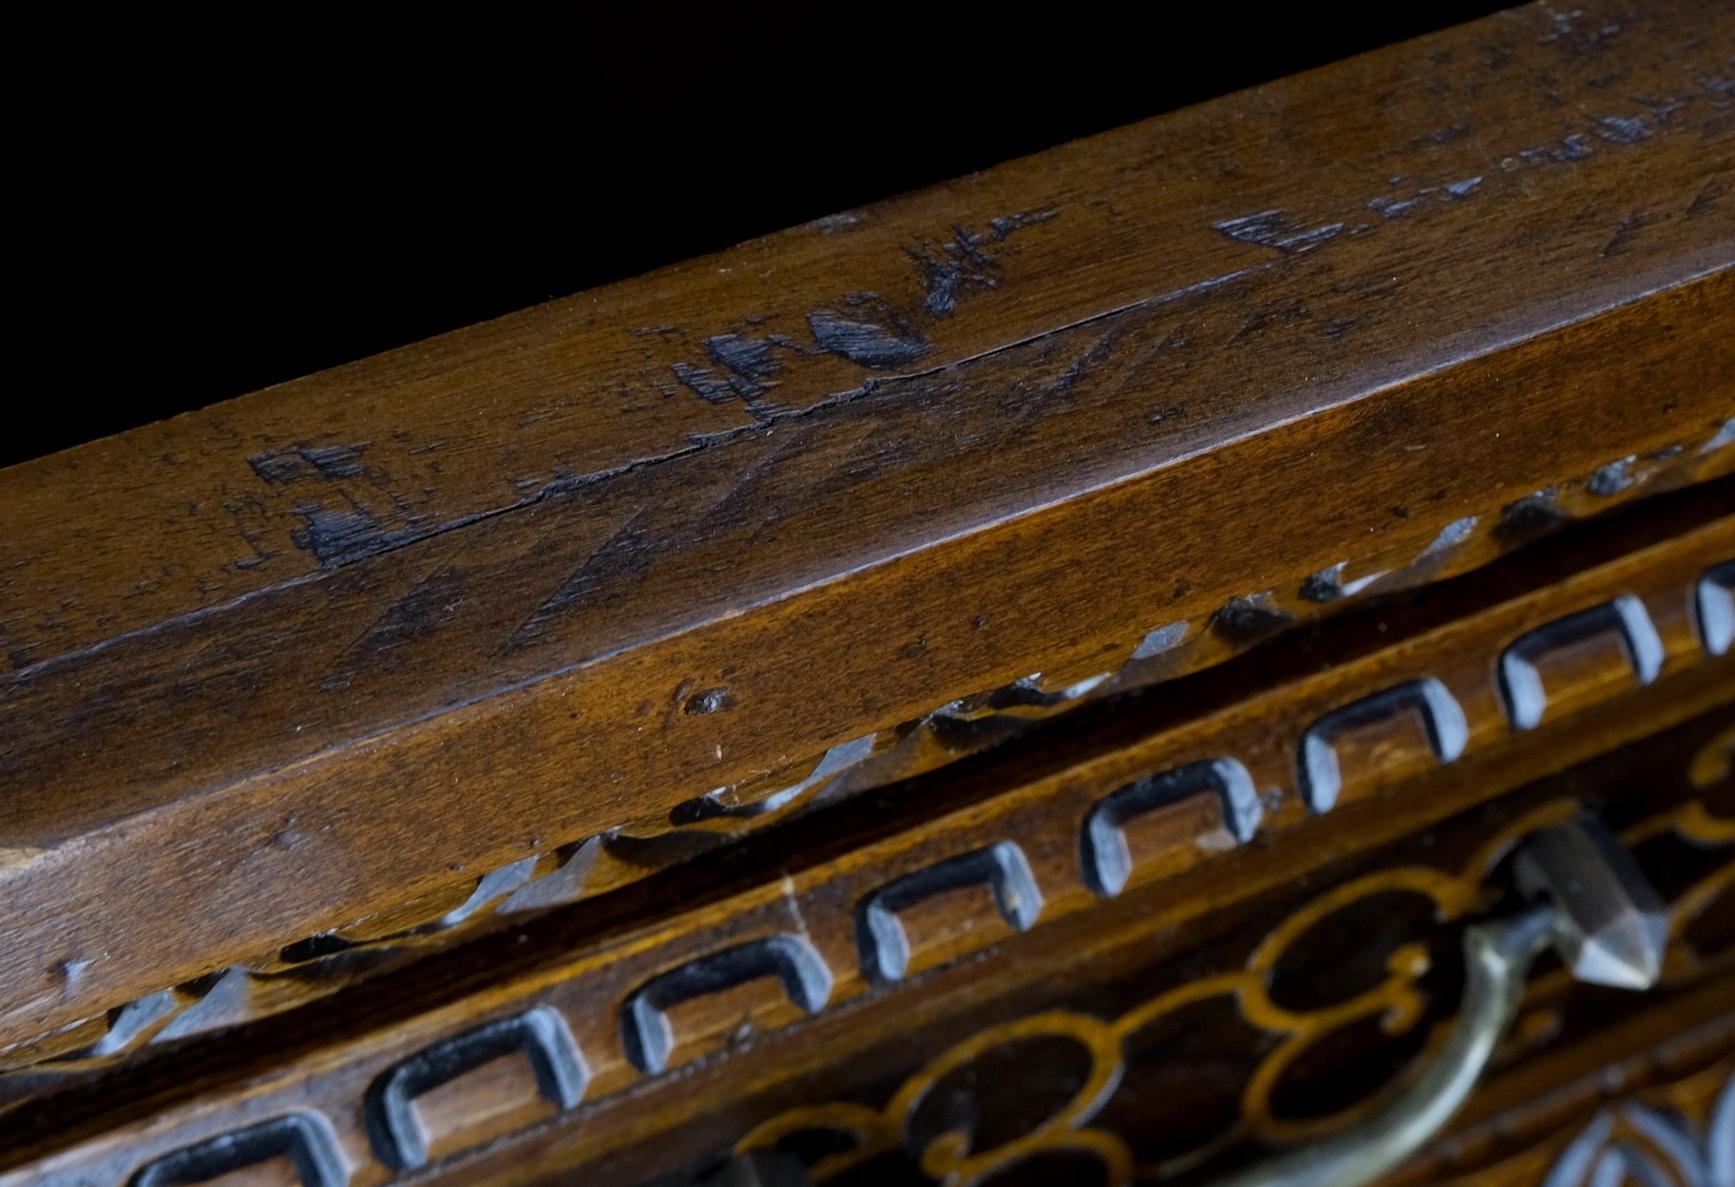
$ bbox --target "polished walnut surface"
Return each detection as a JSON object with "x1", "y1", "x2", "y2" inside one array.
[{"x1": 0, "y1": 2, "x2": 1731, "y2": 1184}]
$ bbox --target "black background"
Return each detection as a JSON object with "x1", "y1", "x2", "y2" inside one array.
[{"x1": 12, "y1": 3, "x2": 1512, "y2": 468}]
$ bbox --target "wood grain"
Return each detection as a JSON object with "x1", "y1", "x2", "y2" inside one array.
[
  {"x1": 1391, "y1": 1029, "x2": 1733, "y2": 1186},
  {"x1": 1, "y1": 478, "x2": 1724, "y2": 1086},
  {"x1": 6, "y1": 500, "x2": 1729, "y2": 1184},
  {"x1": 1, "y1": 0, "x2": 1730, "y2": 1056}
]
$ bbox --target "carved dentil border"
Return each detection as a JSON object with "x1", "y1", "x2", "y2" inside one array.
[
  {"x1": 8, "y1": 504, "x2": 1731, "y2": 1185},
  {"x1": 3, "y1": 428, "x2": 1728, "y2": 1094}
]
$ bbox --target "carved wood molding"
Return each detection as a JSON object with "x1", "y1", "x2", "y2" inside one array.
[
  {"x1": 2, "y1": 0, "x2": 1730, "y2": 1057},
  {"x1": 727, "y1": 802, "x2": 1733, "y2": 1185},
  {"x1": 6, "y1": 457, "x2": 1726, "y2": 1102},
  {"x1": 6, "y1": 510, "x2": 1729, "y2": 1183}
]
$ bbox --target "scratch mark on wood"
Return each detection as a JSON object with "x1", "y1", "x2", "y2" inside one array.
[
  {"x1": 247, "y1": 443, "x2": 373, "y2": 485},
  {"x1": 908, "y1": 210, "x2": 1058, "y2": 316},
  {"x1": 1230, "y1": 300, "x2": 1312, "y2": 346},
  {"x1": 1589, "y1": 456, "x2": 1636, "y2": 495},
  {"x1": 1495, "y1": 490, "x2": 1572, "y2": 547},
  {"x1": 1592, "y1": 113, "x2": 1650, "y2": 143},
  {"x1": 1210, "y1": 593, "x2": 1295, "y2": 645},
  {"x1": 1600, "y1": 210, "x2": 1655, "y2": 257},
  {"x1": 321, "y1": 566, "x2": 468, "y2": 691},
  {"x1": 1214, "y1": 210, "x2": 1344, "y2": 253},
  {"x1": 1686, "y1": 177, "x2": 1724, "y2": 218},
  {"x1": 705, "y1": 334, "x2": 783, "y2": 398},
  {"x1": 810, "y1": 211, "x2": 863, "y2": 234},
  {"x1": 806, "y1": 309, "x2": 930, "y2": 369},
  {"x1": 1537, "y1": 6, "x2": 1626, "y2": 54},
  {"x1": 288, "y1": 501, "x2": 417, "y2": 568}
]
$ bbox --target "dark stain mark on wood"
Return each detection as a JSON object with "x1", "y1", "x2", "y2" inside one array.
[
  {"x1": 1368, "y1": 191, "x2": 1425, "y2": 219},
  {"x1": 288, "y1": 502, "x2": 415, "y2": 568},
  {"x1": 665, "y1": 209, "x2": 1054, "y2": 413},
  {"x1": 1230, "y1": 301, "x2": 1312, "y2": 345},
  {"x1": 224, "y1": 497, "x2": 280, "y2": 572},
  {"x1": 321, "y1": 566, "x2": 468, "y2": 691},
  {"x1": 1630, "y1": 93, "x2": 1688, "y2": 123},
  {"x1": 1214, "y1": 209, "x2": 1344, "y2": 253},
  {"x1": 247, "y1": 443, "x2": 373, "y2": 486},
  {"x1": 670, "y1": 362, "x2": 743, "y2": 406},
  {"x1": 504, "y1": 515, "x2": 653, "y2": 650},
  {"x1": 805, "y1": 309, "x2": 930, "y2": 369},
  {"x1": 688, "y1": 425, "x2": 831, "y2": 539},
  {"x1": 1601, "y1": 210, "x2": 1657, "y2": 257},
  {"x1": 672, "y1": 334, "x2": 796, "y2": 416},
  {"x1": 289, "y1": 503, "x2": 373, "y2": 562},
  {"x1": 988, "y1": 210, "x2": 1057, "y2": 239},
  {"x1": 1593, "y1": 114, "x2": 1651, "y2": 144},
  {"x1": 909, "y1": 210, "x2": 1057, "y2": 316},
  {"x1": 1047, "y1": 330, "x2": 1121, "y2": 398},
  {"x1": 1686, "y1": 177, "x2": 1724, "y2": 218},
  {"x1": 705, "y1": 334, "x2": 783, "y2": 399}
]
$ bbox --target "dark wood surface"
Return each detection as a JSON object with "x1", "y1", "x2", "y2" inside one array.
[
  {"x1": 13, "y1": 660, "x2": 1729, "y2": 1184},
  {"x1": 1, "y1": 4, "x2": 1731, "y2": 1184},
  {"x1": 3, "y1": 479, "x2": 1728, "y2": 1102},
  {"x1": 1403, "y1": 1044, "x2": 1733, "y2": 1187},
  {"x1": 1, "y1": 0, "x2": 1729, "y2": 1057}
]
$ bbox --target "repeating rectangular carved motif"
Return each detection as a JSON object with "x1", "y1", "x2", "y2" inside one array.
[
  {"x1": 7, "y1": 520, "x2": 1730, "y2": 1186},
  {"x1": 3, "y1": 3, "x2": 1732, "y2": 1112},
  {"x1": 6, "y1": 446, "x2": 1728, "y2": 1096}
]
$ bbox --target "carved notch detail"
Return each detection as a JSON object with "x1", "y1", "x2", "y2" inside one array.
[
  {"x1": 856, "y1": 843, "x2": 1043, "y2": 982},
  {"x1": 365, "y1": 1007, "x2": 586, "y2": 1170},
  {"x1": 1298, "y1": 677, "x2": 1469, "y2": 812},
  {"x1": 1081, "y1": 759, "x2": 1262, "y2": 896},
  {"x1": 131, "y1": 1113, "x2": 349, "y2": 1187},
  {"x1": 1498, "y1": 595, "x2": 1666, "y2": 730},
  {"x1": 621, "y1": 935, "x2": 833, "y2": 1074}
]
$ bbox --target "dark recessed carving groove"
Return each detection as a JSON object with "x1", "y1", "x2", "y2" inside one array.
[
  {"x1": 130, "y1": 1113, "x2": 349, "y2": 1187},
  {"x1": 1696, "y1": 561, "x2": 1734, "y2": 656},
  {"x1": 856, "y1": 843, "x2": 1043, "y2": 983},
  {"x1": 1298, "y1": 678, "x2": 1469, "y2": 812},
  {"x1": 1081, "y1": 759, "x2": 1262, "y2": 897},
  {"x1": 621, "y1": 936, "x2": 833, "y2": 1075},
  {"x1": 365, "y1": 1007, "x2": 586, "y2": 1171},
  {"x1": 1498, "y1": 595, "x2": 1666, "y2": 731}
]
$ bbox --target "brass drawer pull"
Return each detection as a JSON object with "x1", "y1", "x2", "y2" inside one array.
[{"x1": 1209, "y1": 816, "x2": 1667, "y2": 1187}]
